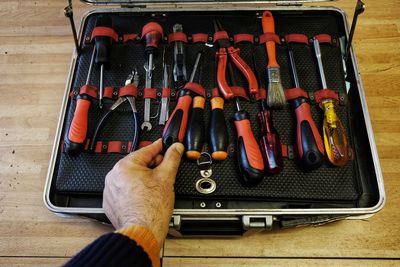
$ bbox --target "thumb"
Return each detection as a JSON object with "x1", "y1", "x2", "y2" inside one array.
[{"x1": 156, "y1": 142, "x2": 184, "y2": 180}]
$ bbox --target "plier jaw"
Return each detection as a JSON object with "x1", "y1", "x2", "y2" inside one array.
[{"x1": 213, "y1": 20, "x2": 259, "y2": 100}]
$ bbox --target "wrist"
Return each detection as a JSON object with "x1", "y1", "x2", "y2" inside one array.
[{"x1": 117, "y1": 225, "x2": 161, "y2": 267}]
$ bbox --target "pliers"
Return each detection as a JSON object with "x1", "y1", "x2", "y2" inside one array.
[
  {"x1": 89, "y1": 70, "x2": 140, "y2": 152},
  {"x1": 213, "y1": 20, "x2": 259, "y2": 100}
]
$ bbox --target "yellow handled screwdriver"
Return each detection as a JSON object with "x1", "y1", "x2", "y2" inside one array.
[{"x1": 313, "y1": 38, "x2": 349, "y2": 166}]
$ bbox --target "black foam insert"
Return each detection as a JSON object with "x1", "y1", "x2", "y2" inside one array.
[{"x1": 53, "y1": 10, "x2": 360, "y2": 203}]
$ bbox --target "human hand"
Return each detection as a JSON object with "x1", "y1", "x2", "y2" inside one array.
[{"x1": 103, "y1": 139, "x2": 184, "y2": 247}]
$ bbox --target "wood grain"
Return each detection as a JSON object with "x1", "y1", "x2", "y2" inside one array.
[{"x1": 0, "y1": 0, "x2": 398, "y2": 266}]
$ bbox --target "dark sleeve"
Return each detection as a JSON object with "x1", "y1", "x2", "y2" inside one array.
[{"x1": 63, "y1": 232, "x2": 152, "y2": 267}]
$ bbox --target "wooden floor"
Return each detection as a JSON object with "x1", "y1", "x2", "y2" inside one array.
[{"x1": 0, "y1": 0, "x2": 399, "y2": 266}]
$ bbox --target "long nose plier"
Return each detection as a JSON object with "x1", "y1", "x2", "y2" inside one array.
[
  {"x1": 89, "y1": 70, "x2": 140, "y2": 153},
  {"x1": 213, "y1": 20, "x2": 259, "y2": 99}
]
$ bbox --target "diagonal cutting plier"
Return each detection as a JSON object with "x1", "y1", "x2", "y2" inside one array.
[
  {"x1": 89, "y1": 70, "x2": 140, "y2": 153},
  {"x1": 213, "y1": 20, "x2": 259, "y2": 100}
]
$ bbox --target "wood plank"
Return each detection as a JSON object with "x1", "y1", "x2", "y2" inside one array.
[
  {"x1": 163, "y1": 258, "x2": 400, "y2": 267},
  {"x1": 0, "y1": 257, "x2": 68, "y2": 267}
]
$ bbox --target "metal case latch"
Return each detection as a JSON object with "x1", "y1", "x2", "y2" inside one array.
[{"x1": 242, "y1": 215, "x2": 274, "y2": 232}]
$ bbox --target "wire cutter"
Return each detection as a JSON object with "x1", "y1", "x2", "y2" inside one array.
[
  {"x1": 89, "y1": 70, "x2": 140, "y2": 153},
  {"x1": 213, "y1": 20, "x2": 259, "y2": 100}
]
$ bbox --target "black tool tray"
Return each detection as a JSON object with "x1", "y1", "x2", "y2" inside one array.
[{"x1": 44, "y1": 1, "x2": 385, "y2": 235}]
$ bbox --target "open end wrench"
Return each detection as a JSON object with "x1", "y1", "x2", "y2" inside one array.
[{"x1": 141, "y1": 54, "x2": 155, "y2": 131}]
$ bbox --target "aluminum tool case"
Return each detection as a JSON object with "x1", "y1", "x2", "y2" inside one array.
[{"x1": 44, "y1": 0, "x2": 385, "y2": 235}]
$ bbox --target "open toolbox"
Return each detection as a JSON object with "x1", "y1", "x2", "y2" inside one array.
[{"x1": 44, "y1": 0, "x2": 385, "y2": 235}]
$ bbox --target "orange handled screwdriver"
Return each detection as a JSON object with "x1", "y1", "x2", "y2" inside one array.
[
  {"x1": 64, "y1": 47, "x2": 97, "y2": 156},
  {"x1": 313, "y1": 38, "x2": 349, "y2": 166},
  {"x1": 227, "y1": 63, "x2": 264, "y2": 186},
  {"x1": 209, "y1": 64, "x2": 229, "y2": 161},
  {"x1": 184, "y1": 95, "x2": 205, "y2": 160},
  {"x1": 162, "y1": 51, "x2": 202, "y2": 151}
]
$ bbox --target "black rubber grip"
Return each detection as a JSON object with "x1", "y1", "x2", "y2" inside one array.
[
  {"x1": 209, "y1": 108, "x2": 228, "y2": 157},
  {"x1": 94, "y1": 15, "x2": 113, "y2": 66},
  {"x1": 184, "y1": 106, "x2": 205, "y2": 155}
]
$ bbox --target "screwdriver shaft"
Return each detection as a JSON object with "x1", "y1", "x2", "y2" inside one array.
[
  {"x1": 86, "y1": 48, "x2": 96, "y2": 85},
  {"x1": 313, "y1": 39, "x2": 328, "y2": 89}
]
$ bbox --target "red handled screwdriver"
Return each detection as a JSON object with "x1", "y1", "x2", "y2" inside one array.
[
  {"x1": 252, "y1": 52, "x2": 283, "y2": 174},
  {"x1": 288, "y1": 43, "x2": 324, "y2": 170},
  {"x1": 64, "y1": 47, "x2": 97, "y2": 156},
  {"x1": 162, "y1": 51, "x2": 203, "y2": 151},
  {"x1": 227, "y1": 63, "x2": 264, "y2": 186}
]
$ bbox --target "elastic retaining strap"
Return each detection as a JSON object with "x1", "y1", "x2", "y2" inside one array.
[
  {"x1": 234, "y1": 34, "x2": 254, "y2": 44},
  {"x1": 258, "y1": 32, "x2": 281, "y2": 45},
  {"x1": 79, "y1": 85, "x2": 98, "y2": 98},
  {"x1": 285, "y1": 87, "x2": 308, "y2": 101},
  {"x1": 211, "y1": 87, "x2": 220, "y2": 98},
  {"x1": 183, "y1": 82, "x2": 206, "y2": 97},
  {"x1": 143, "y1": 88, "x2": 157, "y2": 99},
  {"x1": 103, "y1": 86, "x2": 114, "y2": 99},
  {"x1": 213, "y1": 31, "x2": 229, "y2": 43},
  {"x1": 191, "y1": 33, "x2": 209, "y2": 43},
  {"x1": 123, "y1": 33, "x2": 139, "y2": 43},
  {"x1": 314, "y1": 89, "x2": 339, "y2": 103},
  {"x1": 314, "y1": 34, "x2": 333, "y2": 45},
  {"x1": 119, "y1": 84, "x2": 138, "y2": 98},
  {"x1": 285, "y1": 34, "x2": 309, "y2": 45},
  {"x1": 91, "y1": 26, "x2": 119, "y2": 43},
  {"x1": 162, "y1": 88, "x2": 171, "y2": 98},
  {"x1": 168, "y1": 32, "x2": 188, "y2": 43}
]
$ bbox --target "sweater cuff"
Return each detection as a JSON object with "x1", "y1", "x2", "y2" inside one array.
[{"x1": 116, "y1": 225, "x2": 160, "y2": 267}]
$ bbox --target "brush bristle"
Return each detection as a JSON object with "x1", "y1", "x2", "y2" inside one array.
[{"x1": 266, "y1": 67, "x2": 286, "y2": 109}]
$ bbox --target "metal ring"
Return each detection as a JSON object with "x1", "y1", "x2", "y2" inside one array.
[{"x1": 195, "y1": 178, "x2": 216, "y2": 194}]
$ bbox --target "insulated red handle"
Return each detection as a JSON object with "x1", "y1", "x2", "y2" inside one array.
[
  {"x1": 216, "y1": 48, "x2": 234, "y2": 99},
  {"x1": 228, "y1": 47, "x2": 259, "y2": 95},
  {"x1": 294, "y1": 99, "x2": 324, "y2": 169},
  {"x1": 233, "y1": 110, "x2": 265, "y2": 186},
  {"x1": 65, "y1": 98, "x2": 92, "y2": 155},
  {"x1": 162, "y1": 92, "x2": 193, "y2": 151}
]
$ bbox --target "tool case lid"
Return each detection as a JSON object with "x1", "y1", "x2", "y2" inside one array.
[{"x1": 81, "y1": 0, "x2": 332, "y2": 5}]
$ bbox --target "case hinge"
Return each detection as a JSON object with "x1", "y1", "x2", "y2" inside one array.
[
  {"x1": 121, "y1": 4, "x2": 147, "y2": 8},
  {"x1": 276, "y1": 2, "x2": 303, "y2": 6},
  {"x1": 242, "y1": 215, "x2": 274, "y2": 231}
]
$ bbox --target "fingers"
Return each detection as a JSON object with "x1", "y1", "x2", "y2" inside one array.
[
  {"x1": 125, "y1": 139, "x2": 163, "y2": 167},
  {"x1": 149, "y1": 154, "x2": 164, "y2": 168},
  {"x1": 156, "y1": 142, "x2": 184, "y2": 182}
]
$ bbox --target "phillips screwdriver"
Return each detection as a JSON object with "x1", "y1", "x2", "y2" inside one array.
[
  {"x1": 94, "y1": 15, "x2": 114, "y2": 109},
  {"x1": 287, "y1": 43, "x2": 324, "y2": 170},
  {"x1": 209, "y1": 62, "x2": 229, "y2": 161},
  {"x1": 227, "y1": 63, "x2": 264, "y2": 186},
  {"x1": 252, "y1": 53, "x2": 283, "y2": 174},
  {"x1": 141, "y1": 22, "x2": 163, "y2": 131},
  {"x1": 64, "y1": 47, "x2": 97, "y2": 156},
  {"x1": 172, "y1": 24, "x2": 188, "y2": 90},
  {"x1": 313, "y1": 38, "x2": 349, "y2": 166},
  {"x1": 185, "y1": 62, "x2": 205, "y2": 160},
  {"x1": 162, "y1": 51, "x2": 203, "y2": 151}
]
